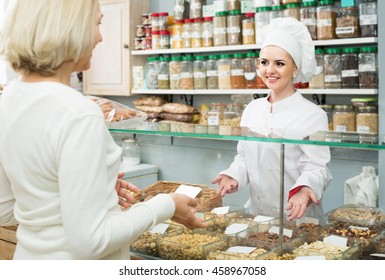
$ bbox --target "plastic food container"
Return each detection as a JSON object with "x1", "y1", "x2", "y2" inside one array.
[
  {"x1": 157, "y1": 230, "x2": 230, "y2": 260},
  {"x1": 326, "y1": 204, "x2": 385, "y2": 228}
]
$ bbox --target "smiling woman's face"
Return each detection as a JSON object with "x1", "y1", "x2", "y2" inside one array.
[{"x1": 258, "y1": 45, "x2": 298, "y2": 94}]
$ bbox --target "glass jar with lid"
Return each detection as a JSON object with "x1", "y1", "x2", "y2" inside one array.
[
  {"x1": 320, "y1": 104, "x2": 334, "y2": 131},
  {"x1": 180, "y1": 55, "x2": 194, "y2": 90},
  {"x1": 358, "y1": 46, "x2": 378, "y2": 89},
  {"x1": 359, "y1": 0, "x2": 377, "y2": 37},
  {"x1": 158, "y1": 56, "x2": 170, "y2": 90},
  {"x1": 333, "y1": 105, "x2": 356, "y2": 132},
  {"x1": 244, "y1": 52, "x2": 258, "y2": 89},
  {"x1": 231, "y1": 53, "x2": 245, "y2": 89},
  {"x1": 227, "y1": 0, "x2": 241, "y2": 11},
  {"x1": 227, "y1": 9, "x2": 242, "y2": 45},
  {"x1": 356, "y1": 105, "x2": 378, "y2": 134},
  {"x1": 208, "y1": 102, "x2": 226, "y2": 129},
  {"x1": 182, "y1": 18, "x2": 193, "y2": 48},
  {"x1": 316, "y1": 0, "x2": 337, "y2": 40},
  {"x1": 174, "y1": 0, "x2": 185, "y2": 21},
  {"x1": 151, "y1": 12, "x2": 159, "y2": 32},
  {"x1": 158, "y1": 12, "x2": 169, "y2": 31},
  {"x1": 341, "y1": 47, "x2": 359, "y2": 89},
  {"x1": 121, "y1": 138, "x2": 141, "y2": 166},
  {"x1": 324, "y1": 48, "x2": 342, "y2": 89},
  {"x1": 269, "y1": 5, "x2": 285, "y2": 22},
  {"x1": 151, "y1": 30, "x2": 161, "y2": 50},
  {"x1": 145, "y1": 56, "x2": 160, "y2": 89},
  {"x1": 255, "y1": 7, "x2": 271, "y2": 43},
  {"x1": 160, "y1": 30, "x2": 171, "y2": 49},
  {"x1": 309, "y1": 48, "x2": 325, "y2": 89},
  {"x1": 206, "y1": 55, "x2": 219, "y2": 90},
  {"x1": 242, "y1": 13, "x2": 255, "y2": 45},
  {"x1": 169, "y1": 56, "x2": 183, "y2": 90},
  {"x1": 300, "y1": 1, "x2": 317, "y2": 40},
  {"x1": 218, "y1": 54, "x2": 232, "y2": 89},
  {"x1": 202, "y1": 17, "x2": 214, "y2": 47},
  {"x1": 172, "y1": 20, "x2": 184, "y2": 49},
  {"x1": 191, "y1": 18, "x2": 203, "y2": 48},
  {"x1": 336, "y1": 6, "x2": 360, "y2": 39},
  {"x1": 193, "y1": 55, "x2": 207, "y2": 89},
  {"x1": 213, "y1": 11, "x2": 228, "y2": 46},
  {"x1": 222, "y1": 103, "x2": 242, "y2": 136},
  {"x1": 190, "y1": 0, "x2": 203, "y2": 19},
  {"x1": 283, "y1": 3, "x2": 301, "y2": 21}
]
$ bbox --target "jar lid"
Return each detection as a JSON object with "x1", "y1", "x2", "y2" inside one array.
[
  {"x1": 175, "y1": 19, "x2": 184, "y2": 24},
  {"x1": 182, "y1": 55, "x2": 193, "y2": 61},
  {"x1": 334, "y1": 104, "x2": 353, "y2": 110},
  {"x1": 315, "y1": 48, "x2": 325, "y2": 54},
  {"x1": 159, "y1": 30, "x2": 170, "y2": 35},
  {"x1": 233, "y1": 53, "x2": 246, "y2": 59},
  {"x1": 203, "y1": 16, "x2": 214, "y2": 21},
  {"x1": 285, "y1": 3, "x2": 301, "y2": 8},
  {"x1": 257, "y1": 7, "x2": 272, "y2": 12},
  {"x1": 159, "y1": 56, "x2": 170, "y2": 61},
  {"x1": 151, "y1": 30, "x2": 160, "y2": 35},
  {"x1": 208, "y1": 54, "x2": 220, "y2": 60},
  {"x1": 360, "y1": 46, "x2": 378, "y2": 53},
  {"x1": 357, "y1": 105, "x2": 377, "y2": 111},
  {"x1": 170, "y1": 56, "x2": 182, "y2": 61},
  {"x1": 320, "y1": 104, "x2": 334, "y2": 109},
  {"x1": 319, "y1": 0, "x2": 335, "y2": 5},
  {"x1": 194, "y1": 55, "x2": 206, "y2": 60},
  {"x1": 229, "y1": 10, "x2": 241, "y2": 15},
  {"x1": 193, "y1": 17, "x2": 203, "y2": 22},
  {"x1": 325, "y1": 47, "x2": 342, "y2": 54},
  {"x1": 151, "y1": 12, "x2": 159, "y2": 17},
  {"x1": 158, "y1": 12, "x2": 169, "y2": 16},
  {"x1": 219, "y1": 54, "x2": 232, "y2": 59},
  {"x1": 246, "y1": 52, "x2": 258, "y2": 58},
  {"x1": 215, "y1": 11, "x2": 229, "y2": 16},
  {"x1": 342, "y1": 47, "x2": 360, "y2": 53},
  {"x1": 302, "y1": 1, "x2": 317, "y2": 7},
  {"x1": 351, "y1": 97, "x2": 377, "y2": 106},
  {"x1": 184, "y1": 18, "x2": 194, "y2": 23},
  {"x1": 271, "y1": 5, "x2": 286, "y2": 11},
  {"x1": 245, "y1": 12, "x2": 255, "y2": 17}
]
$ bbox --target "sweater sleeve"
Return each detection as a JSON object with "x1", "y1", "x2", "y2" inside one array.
[
  {"x1": 56, "y1": 114, "x2": 175, "y2": 259},
  {"x1": 0, "y1": 163, "x2": 17, "y2": 226}
]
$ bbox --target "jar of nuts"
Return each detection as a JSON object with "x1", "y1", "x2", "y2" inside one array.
[
  {"x1": 333, "y1": 105, "x2": 356, "y2": 132},
  {"x1": 356, "y1": 105, "x2": 378, "y2": 134},
  {"x1": 316, "y1": 0, "x2": 337, "y2": 40},
  {"x1": 336, "y1": 6, "x2": 360, "y2": 39}
]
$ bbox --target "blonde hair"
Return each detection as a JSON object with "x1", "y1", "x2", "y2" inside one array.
[{"x1": 0, "y1": 0, "x2": 98, "y2": 76}]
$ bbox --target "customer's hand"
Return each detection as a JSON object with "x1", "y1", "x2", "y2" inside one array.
[
  {"x1": 286, "y1": 186, "x2": 319, "y2": 220},
  {"x1": 169, "y1": 193, "x2": 207, "y2": 230},
  {"x1": 115, "y1": 172, "x2": 140, "y2": 209},
  {"x1": 212, "y1": 174, "x2": 239, "y2": 197}
]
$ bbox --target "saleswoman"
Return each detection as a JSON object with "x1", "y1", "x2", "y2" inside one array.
[{"x1": 212, "y1": 18, "x2": 332, "y2": 220}]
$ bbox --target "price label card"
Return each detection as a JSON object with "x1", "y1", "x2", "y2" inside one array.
[
  {"x1": 268, "y1": 226, "x2": 293, "y2": 238},
  {"x1": 370, "y1": 253, "x2": 385, "y2": 258},
  {"x1": 227, "y1": 246, "x2": 257, "y2": 254},
  {"x1": 211, "y1": 206, "x2": 230, "y2": 215},
  {"x1": 295, "y1": 255, "x2": 327, "y2": 260},
  {"x1": 149, "y1": 223, "x2": 170, "y2": 234},
  {"x1": 175, "y1": 185, "x2": 201, "y2": 199},
  {"x1": 253, "y1": 215, "x2": 274, "y2": 223},
  {"x1": 349, "y1": 225, "x2": 369, "y2": 231},
  {"x1": 296, "y1": 216, "x2": 319, "y2": 226},
  {"x1": 225, "y1": 223, "x2": 248, "y2": 235},
  {"x1": 324, "y1": 235, "x2": 348, "y2": 247}
]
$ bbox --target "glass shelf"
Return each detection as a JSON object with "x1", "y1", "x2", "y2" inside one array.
[{"x1": 109, "y1": 128, "x2": 385, "y2": 151}]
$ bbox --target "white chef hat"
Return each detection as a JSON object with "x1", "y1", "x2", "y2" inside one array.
[{"x1": 260, "y1": 17, "x2": 316, "y2": 83}]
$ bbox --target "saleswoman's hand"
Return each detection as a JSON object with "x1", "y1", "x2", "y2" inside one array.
[
  {"x1": 115, "y1": 172, "x2": 140, "y2": 209},
  {"x1": 212, "y1": 174, "x2": 239, "y2": 197},
  {"x1": 286, "y1": 186, "x2": 319, "y2": 220}
]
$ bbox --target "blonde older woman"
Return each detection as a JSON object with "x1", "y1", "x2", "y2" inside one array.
[{"x1": 0, "y1": 0, "x2": 205, "y2": 260}]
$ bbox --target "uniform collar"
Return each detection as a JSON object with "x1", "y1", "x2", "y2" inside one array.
[{"x1": 265, "y1": 91, "x2": 301, "y2": 113}]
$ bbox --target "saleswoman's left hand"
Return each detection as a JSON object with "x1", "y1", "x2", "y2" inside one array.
[
  {"x1": 286, "y1": 186, "x2": 319, "y2": 220},
  {"x1": 115, "y1": 172, "x2": 140, "y2": 209}
]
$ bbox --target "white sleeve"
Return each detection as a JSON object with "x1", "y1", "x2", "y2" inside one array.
[
  {"x1": 0, "y1": 162, "x2": 17, "y2": 226},
  {"x1": 56, "y1": 115, "x2": 174, "y2": 259}
]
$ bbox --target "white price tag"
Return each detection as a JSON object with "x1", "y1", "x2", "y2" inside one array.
[
  {"x1": 324, "y1": 235, "x2": 348, "y2": 247},
  {"x1": 253, "y1": 215, "x2": 274, "y2": 223},
  {"x1": 225, "y1": 223, "x2": 248, "y2": 235},
  {"x1": 175, "y1": 185, "x2": 201, "y2": 199},
  {"x1": 149, "y1": 223, "x2": 170, "y2": 234},
  {"x1": 211, "y1": 206, "x2": 230, "y2": 215},
  {"x1": 295, "y1": 255, "x2": 327, "y2": 260},
  {"x1": 268, "y1": 226, "x2": 293, "y2": 238},
  {"x1": 227, "y1": 246, "x2": 257, "y2": 254},
  {"x1": 349, "y1": 225, "x2": 369, "y2": 231}
]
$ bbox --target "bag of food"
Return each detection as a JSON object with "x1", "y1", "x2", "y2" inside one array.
[{"x1": 88, "y1": 96, "x2": 147, "y2": 129}]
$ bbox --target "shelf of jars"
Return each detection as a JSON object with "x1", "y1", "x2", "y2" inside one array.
[
  {"x1": 109, "y1": 128, "x2": 385, "y2": 151},
  {"x1": 131, "y1": 37, "x2": 377, "y2": 56},
  {"x1": 131, "y1": 88, "x2": 377, "y2": 95}
]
